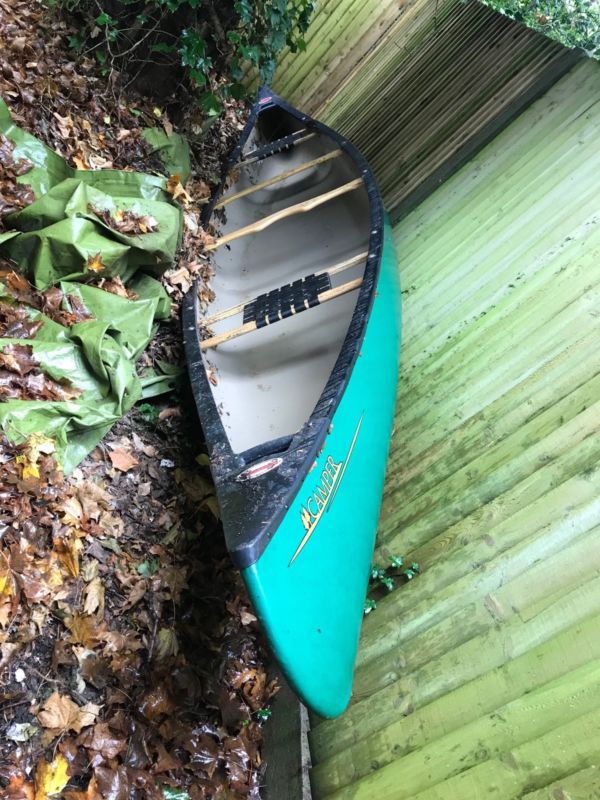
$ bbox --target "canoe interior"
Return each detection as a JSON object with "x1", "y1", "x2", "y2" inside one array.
[{"x1": 202, "y1": 106, "x2": 370, "y2": 455}]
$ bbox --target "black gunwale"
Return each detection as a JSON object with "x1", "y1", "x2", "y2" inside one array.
[{"x1": 183, "y1": 86, "x2": 384, "y2": 568}]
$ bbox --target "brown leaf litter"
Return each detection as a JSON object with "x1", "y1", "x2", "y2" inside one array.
[{"x1": 0, "y1": 1, "x2": 277, "y2": 798}]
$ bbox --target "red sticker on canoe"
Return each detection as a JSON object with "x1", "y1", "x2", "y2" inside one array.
[{"x1": 237, "y1": 457, "x2": 283, "y2": 481}]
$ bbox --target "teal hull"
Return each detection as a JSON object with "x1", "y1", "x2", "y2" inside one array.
[{"x1": 242, "y1": 219, "x2": 400, "y2": 718}]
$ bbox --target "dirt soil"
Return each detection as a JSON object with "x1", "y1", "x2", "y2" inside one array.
[{"x1": 0, "y1": 2, "x2": 279, "y2": 799}]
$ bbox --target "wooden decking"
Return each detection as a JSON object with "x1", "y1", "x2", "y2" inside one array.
[{"x1": 308, "y1": 60, "x2": 600, "y2": 799}]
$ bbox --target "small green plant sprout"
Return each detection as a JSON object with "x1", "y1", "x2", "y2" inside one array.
[
  {"x1": 364, "y1": 597, "x2": 378, "y2": 615},
  {"x1": 137, "y1": 402, "x2": 161, "y2": 424},
  {"x1": 370, "y1": 564, "x2": 394, "y2": 592},
  {"x1": 365, "y1": 555, "x2": 421, "y2": 614},
  {"x1": 386, "y1": 555, "x2": 421, "y2": 582},
  {"x1": 256, "y1": 707, "x2": 272, "y2": 721},
  {"x1": 402, "y1": 561, "x2": 421, "y2": 581}
]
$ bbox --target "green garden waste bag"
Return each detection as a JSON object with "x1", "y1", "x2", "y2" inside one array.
[{"x1": 0, "y1": 99, "x2": 187, "y2": 472}]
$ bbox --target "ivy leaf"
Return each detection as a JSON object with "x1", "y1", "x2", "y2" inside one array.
[
  {"x1": 199, "y1": 92, "x2": 223, "y2": 118},
  {"x1": 239, "y1": 43, "x2": 261, "y2": 64},
  {"x1": 226, "y1": 82, "x2": 246, "y2": 100},
  {"x1": 137, "y1": 557, "x2": 161, "y2": 577},
  {"x1": 150, "y1": 42, "x2": 176, "y2": 54},
  {"x1": 95, "y1": 11, "x2": 117, "y2": 26},
  {"x1": 189, "y1": 69, "x2": 207, "y2": 86}
]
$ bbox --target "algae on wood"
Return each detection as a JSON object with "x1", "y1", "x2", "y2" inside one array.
[{"x1": 307, "y1": 60, "x2": 600, "y2": 800}]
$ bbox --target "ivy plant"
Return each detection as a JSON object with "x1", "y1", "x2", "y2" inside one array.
[
  {"x1": 482, "y1": 0, "x2": 600, "y2": 57},
  {"x1": 47, "y1": 0, "x2": 316, "y2": 115}
]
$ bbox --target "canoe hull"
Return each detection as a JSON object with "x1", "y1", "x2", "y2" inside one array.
[{"x1": 242, "y1": 219, "x2": 400, "y2": 718}]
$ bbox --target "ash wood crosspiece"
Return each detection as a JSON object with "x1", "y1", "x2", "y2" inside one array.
[
  {"x1": 201, "y1": 250, "x2": 368, "y2": 326},
  {"x1": 205, "y1": 178, "x2": 364, "y2": 251},
  {"x1": 215, "y1": 149, "x2": 343, "y2": 209},
  {"x1": 200, "y1": 276, "x2": 363, "y2": 350}
]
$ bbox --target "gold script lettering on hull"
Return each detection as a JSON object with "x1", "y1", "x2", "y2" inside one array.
[{"x1": 289, "y1": 414, "x2": 364, "y2": 566}]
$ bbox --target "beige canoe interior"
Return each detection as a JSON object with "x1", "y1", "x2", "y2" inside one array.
[{"x1": 199, "y1": 107, "x2": 371, "y2": 454}]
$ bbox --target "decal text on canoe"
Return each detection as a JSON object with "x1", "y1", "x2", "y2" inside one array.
[
  {"x1": 289, "y1": 414, "x2": 363, "y2": 566},
  {"x1": 298, "y1": 455, "x2": 343, "y2": 541}
]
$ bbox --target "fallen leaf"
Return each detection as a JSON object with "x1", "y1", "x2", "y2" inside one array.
[
  {"x1": 72, "y1": 154, "x2": 89, "y2": 171},
  {"x1": 165, "y1": 266, "x2": 192, "y2": 293},
  {"x1": 77, "y1": 722, "x2": 126, "y2": 759},
  {"x1": 63, "y1": 777, "x2": 98, "y2": 800},
  {"x1": 7, "y1": 721, "x2": 39, "y2": 742},
  {"x1": 80, "y1": 559, "x2": 99, "y2": 582},
  {"x1": 0, "y1": 642, "x2": 21, "y2": 668},
  {"x1": 64, "y1": 613, "x2": 102, "y2": 648},
  {"x1": 158, "y1": 407, "x2": 181, "y2": 420},
  {"x1": 5, "y1": 773, "x2": 34, "y2": 800},
  {"x1": 86, "y1": 252, "x2": 106, "y2": 273},
  {"x1": 139, "y1": 683, "x2": 175, "y2": 720},
  {"x1": 152, "y1": 741, "x2": 181, "y2": 772},
  {"x1": 83, "y1": 576, "x2": 104, "y2": 616},
  {"x1": 166, "y1": 174, "x2": 192, "y2": 205},
  {"x1": 54, "y1": 536, "x2": 81, "y2": 578},
  {"x1": 52, "y1": 112, "x2": 73, "y2": 139},
  {"x1": 34, "y1": 754, "x2": 69, "y2": 800},
  {"x1": 108, "y1": 448, "x2": 139, "y2": 472},
  {"x1": 60, "y1": 494, "x2": 84, "y2": 524},
  {"x1": 90, "y1": 204, "x2": 158, "y2": 235},
  {"x1": 155, "y1": 627, "x2": 178, "y2": 661},
  {"x1": 37, "y1": 692, "x2": 99, "y2": 735}
]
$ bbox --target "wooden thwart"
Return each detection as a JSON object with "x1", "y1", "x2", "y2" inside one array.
[
  {"x1": 201, "y1": 277, "x2": 363, "y2": 350},
  {"x1": 215, "y1": 149, "x2": 343, "y2": 209},
  {"x1": 205, "y1": 178, "x2": 364, "y2": 251},
  {"x1": 202, "y1": 250, "x2": 369, "y2": 326}
]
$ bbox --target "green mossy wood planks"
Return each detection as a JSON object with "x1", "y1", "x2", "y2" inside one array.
[
  {"x1": 311, "y1": 616, "x2": 600, "y2": 795},
  {"x1": 323, "y1": 660, "x2": 600, "y2": 799},
  {"x1": 305, "y1": 60, "x2": 600, "y2": 799},
  {"x1": 270, "y1": 0, "x2": 577, "y2": 217}
]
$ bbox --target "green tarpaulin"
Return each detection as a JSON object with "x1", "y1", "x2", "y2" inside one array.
[{"x1": 0, "y1": 100, "x2": 188, "y2": 472}]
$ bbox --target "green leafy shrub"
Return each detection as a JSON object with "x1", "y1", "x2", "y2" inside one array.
[
  {"x1": 46, "y1": 0, "x2": 315, "y2": 112},
  {"x1": 482, "y1": 0, "x2": 600, "y2": 56}
]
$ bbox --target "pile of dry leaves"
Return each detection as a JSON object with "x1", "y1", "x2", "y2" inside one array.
[
  {"x1": 0, "y1": 134, "x2": 34, "y2": 222},
  {"x1": 0, "y1": 268, "x2": 94, "y2": 330},
  {"x1": 0, "y1": 410, "x2": 278, "y2": 800},
  {"x1": 0, "y1": 1, "x2": 278, "y2": 799},
  {"x1": 0, "y1": 0, "x2": 161, "y2": 172}
]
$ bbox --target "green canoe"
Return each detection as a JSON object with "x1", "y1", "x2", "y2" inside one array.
[{"x1": 183, "y1": 88, "x2": 400, "y2": 718}]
